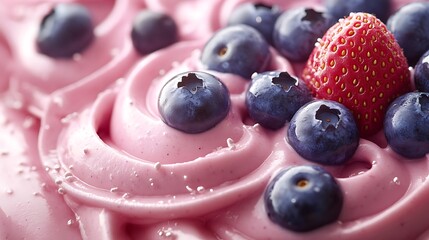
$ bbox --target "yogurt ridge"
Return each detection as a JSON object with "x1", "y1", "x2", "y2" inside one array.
[{"x1": 0, "y1": 0, "x2": 428, "y2": 239}]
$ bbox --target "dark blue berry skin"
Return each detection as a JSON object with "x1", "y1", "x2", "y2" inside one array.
[
  {"x1": 264, "y1": 165, "x2": 343, "y2": 232},
  {"x1": 158, "y1": 71, "x2": 230, "y2": 134},
  {"x1": 414, "y1": 50, "x2": 429, "y2": 92},
  {"x1": 200, "y1": 25, "x2": 271, "y2": 79},
  {"x1": 287, "y1": 100, "x2": 359, "y2": 165},
  {"x1": 245, "y1": 71, "x2": 312, "y2": 130},
  {"x1": 324, "y1": 0, "x2": 391, "y2": 23},
  {"x1": 227, "y1": 2, "x2": 282, "y2": 44},
  {"x1": 384, "y1": 92, "x2": 429, "y2": 159},
  {"x1": 387, "y1": 2, "x2": 429, "y2": 66},
  {"x1": 37, "y1": 3, "x2": 94, "y2": 58},
  {"x1": 131, "y1": 10, "x2": 178, "y2": 55},
  {"x1": 273, "y1": 8, "x2": 335, "y2": 62}
]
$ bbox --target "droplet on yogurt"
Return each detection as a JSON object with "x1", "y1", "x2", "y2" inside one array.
[{"x1": 392, "y1": 177, "x2": 400, "y2": 185}]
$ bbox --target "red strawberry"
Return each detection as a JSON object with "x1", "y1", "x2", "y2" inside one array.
[{"x1": 302, "y1": 12, "x2": 411, "y2": 137}]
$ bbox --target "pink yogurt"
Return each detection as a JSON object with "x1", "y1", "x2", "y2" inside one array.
[
  {"x1": 40, "y1": 0, "x2": 429, "y2": 238},
  {"x1": 1, "y1": 0, "x2": 429, "y2": 239},
  {"x1": 0, "y1": 0, "x2": 250, "y2": 117},
  {"x1": 0, "y1": 0, "x2": 141, "y2": 116},
  {"x1": 0, "y1": 103, "x2": 81, "y2": 239}
]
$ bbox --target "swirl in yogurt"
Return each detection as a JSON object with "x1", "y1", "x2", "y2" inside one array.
[
  {"x1": 0, "y1": 0, "x2": 141, "y2": 115},
  {"x1": 39, "y1": 32, "x2": 429, "y2": 240}
]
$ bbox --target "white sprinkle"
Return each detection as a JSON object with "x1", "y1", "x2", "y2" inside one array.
[
  {"x1": 55, "y1": 178, "x2": 63, "y2": 185},
  {"x1": 53, "y1": 164, "x2": 61, "y2": 172},
  {"x1": 393, "y1": 177, "x2": 401, "y2": 185},
  {"x1": 252, "y1": 123, "x2": 262, "y2": 131},
  {"x1": 64, "y1": 172, "x2": 75, "y2": 182},
  {"x1": 197, "y1": 186, "x2": 205, "y2": 193},
  {"x1": 58, "y1": 188, "x2": 66, "y2": 195},
  {"x1": 227, "y1": 138, "x2": 236, "y2": 150},
  {"x1": 67, "y1": 219, "x2": 75, "y2": 226},
  {"x1": 154, "y1": 162, "x2": 162, "y2": 170},
  {"x1": 33, "y1": 192, "x2": 42, "y2": 197},
  {"x1": 65, "y1": 175, "x2": 75, "y2": 182},
  {"x1": 158, "y1": 228, "x2": 174, "y2": 238},
  {"x1": 185, "y1": 185, "x2": 193, "y2": 193},
  {"x1": 110, "y1": 187, "x2": 119, "y2": 193}
]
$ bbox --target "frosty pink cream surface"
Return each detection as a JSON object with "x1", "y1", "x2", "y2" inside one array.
[{"x1": 0, "y1": 0, "x2": 429, "y2": 239}]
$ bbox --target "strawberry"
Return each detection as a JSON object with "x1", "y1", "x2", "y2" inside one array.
[{"x1": 302, "y1": 12, "x2": 411, "y2": 137}]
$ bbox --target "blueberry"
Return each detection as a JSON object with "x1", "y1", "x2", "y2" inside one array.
[
  {"x1": 324, "y1": 0, "x2": 391, "y2": 23},
  {"x1": 131, "y1": 10, "x2": 178, "y2": 55},
  {"x1": 414, "y1": 50, "x2": 429, "y2": 92},
  {"x1": 227, "y1": 2, "x2": 282, "y2": 44},
  {"x1": 158, "y1": 71, "x2": 230, "y2": 134},
  {"x1": 200, "y1": 25, "x2": 271, "y2": 79},
  {"x1": 37, "y1": 3, "x2": 94, "y2": 58},
  {"x1": 384, "y1": 92, "x2": 429, "y2": 159},
  {"x1": 273, "y1": 8, "x2": 335, "y2": 62},
  {"x1": 245, "y1": 71, "x2": 312, "y2": 129},
  {"x1": 264, "y1": 165, "x2": 343, "y2": 232},
  {"x1": 287, "y1": 100, "x2": 359, "y2": 165},
  {"x1": 387, "y1": 2, "x2": 429, "y2": 66}
]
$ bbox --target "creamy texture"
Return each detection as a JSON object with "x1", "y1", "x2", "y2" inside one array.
[
  {"x1": 0, "y1": 0, "x2": 246, "y2": 117},
  {"x1": 1, "y1": 0, "x2": 428, "y2": 239},
  {"x1": 0, "y1": 103, "x2": 81, "y2": 239},
  {"x1": 39, "y1": 41, "x2": 429, "y2": 239},
  {"x1": 0, "y1": 0, "x2": 140, "y2": 116}
]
